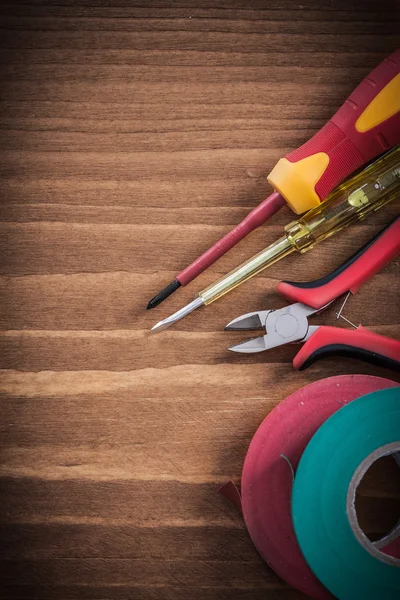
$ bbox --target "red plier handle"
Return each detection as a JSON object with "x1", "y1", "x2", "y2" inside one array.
[
  {"x1": 280, "y1": 216, "x2": 400, "y2": 371},
  {"x1": 277, "y1": 216, "x2": 400, "y2": 309},
  {"x1": 294, "y1": 325, "x2": 400, "y2": 371}
]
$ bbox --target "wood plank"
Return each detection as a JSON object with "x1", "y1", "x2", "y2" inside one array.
[
  {"x1": 0, "y1": 29, "x2": 398, "y2": 53},
  {"x1": 0, "y1": 270, "x2": 399, "y2": 332},
  {"x1": 0, "y1": 13, "x2": 398, "y2": 34},
  {"x1": 0, "y1": 524, "x2": 265, "y2": 560},
  {"x1": 0, "y1": 477, "x2": 241, "y2": 525},
  {"x1": 0, "y1": 587, "x2": 308, "y2": 600},
  {"x1": 0, "y1": 50, "x2": 393, "y2": 68},
  {"x1": 0, "y1": 557, "x2": 285, "y2": 587},
  {"x1": 0, "y1": 64, "x2": 391, "y2": 83},
  {"x1": 0, "y1": 324, "x2": 399, "y2": 371},
  {"x1": 1, "y1": 219, "x2": 399, "y2": 275}
]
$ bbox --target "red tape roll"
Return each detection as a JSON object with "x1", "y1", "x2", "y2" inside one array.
[{"x1": 240, "y1": 375, "x2": 398, "y2": 600}]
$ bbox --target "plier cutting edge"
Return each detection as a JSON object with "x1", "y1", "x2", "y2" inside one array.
[{"x1": 226, "y1": 217, "x2": 400, "y2": 371}]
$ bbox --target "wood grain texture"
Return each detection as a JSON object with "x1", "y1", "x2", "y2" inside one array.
[{"x1": 0, "y1": 1, "x2": 399, "y2": 599}]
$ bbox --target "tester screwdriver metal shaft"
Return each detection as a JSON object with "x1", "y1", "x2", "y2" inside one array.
[
  {"x1": 152, "y1": 146, "x2": 400, "y2": 333},
  {"x1": 147, "y1": 50, "x2": 400, "y2": 309}
]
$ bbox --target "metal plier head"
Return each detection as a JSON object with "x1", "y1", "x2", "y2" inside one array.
[{"x1": 225, "y1": 302, "x2": 323, "y2": 353}]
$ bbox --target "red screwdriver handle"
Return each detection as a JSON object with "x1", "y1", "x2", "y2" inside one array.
[
  {"x1": 294, "y1": 326, "x2": 400, "y2": 371},
  {"x1": 277, "y1": 217, "x2": 400, "y2": 310},
  {"x1": 268, "y1": 50, "x2": 400, "y2": 214}
]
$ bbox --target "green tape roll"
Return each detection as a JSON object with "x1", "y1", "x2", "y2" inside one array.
[{"x1": 292, "y1": 387, "x2": 400, "y2": 600}]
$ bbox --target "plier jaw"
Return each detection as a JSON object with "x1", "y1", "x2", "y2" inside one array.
[
  {"x1": 225, "y1": 310, "x2": 272, "y2": 332},
  {"x1": 225, "y1": 217, "x2": 400, "y2": 370},
  {"x1": 225, "y1": 303, "x2": 320, "y2": 353}
]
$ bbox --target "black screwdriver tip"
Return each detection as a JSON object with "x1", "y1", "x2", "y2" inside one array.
[{"x1": 147, "y1": 279, "x2": 181, "y2": 310}]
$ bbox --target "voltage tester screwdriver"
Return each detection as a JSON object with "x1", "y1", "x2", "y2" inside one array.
[
  {"x1": 152, "y1": 145, "x2": 400, "y2": 333},
  {"x1": 147, "y1": 49, "x2": 400, "y2": 310}
]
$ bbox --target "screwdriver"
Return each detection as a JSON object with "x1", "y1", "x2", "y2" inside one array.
[
  {"x1": 147, "y1": 49, "x2": 400, "y2": 310},
  {"x1": 151, "y1": 145, "x2": 400, "y2": 333}
]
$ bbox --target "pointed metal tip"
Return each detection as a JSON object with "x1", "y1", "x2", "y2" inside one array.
[
  {"x1": 151, "y1": 318, "x2": 174, "y2": 334},
  {"x1": 151, "y1": 296, "x2": 204, "y2": 333}
]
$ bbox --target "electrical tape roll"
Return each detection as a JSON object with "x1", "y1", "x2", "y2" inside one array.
[
  {"x1": 240, "y1": 375, "x2": 398, "y2": 600},
  {"x1": 292, "y1": 387, "x2": 400, "y2": 600}
]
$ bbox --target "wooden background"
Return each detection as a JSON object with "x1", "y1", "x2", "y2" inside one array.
[{"x1": 0, "y1": 1, "x2": 399, "y2": 598}]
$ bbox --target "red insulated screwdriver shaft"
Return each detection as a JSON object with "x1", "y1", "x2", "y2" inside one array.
[
  {"x1": 147, "y1": 49, "x2": 400, "y2": 310},
  {"x1": 147, "y1": 191, "x2": 285, "y2": 309},
  {"x1": 177, "y1": 190, "x2": 285, "y2": 286}
]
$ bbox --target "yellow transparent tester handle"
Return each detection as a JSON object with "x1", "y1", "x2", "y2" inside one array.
[{"x1": 286, "y1": 145, "x2": 400, "y2": 252}]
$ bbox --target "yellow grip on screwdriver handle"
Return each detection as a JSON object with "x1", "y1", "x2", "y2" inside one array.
[{"x1": 268, "y1": 51, "x2": 400, "y2": 214}]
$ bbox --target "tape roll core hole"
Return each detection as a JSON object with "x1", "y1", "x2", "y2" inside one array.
[
  {"x1": 355, "y1": 453, "x2": 400, "y2": 542},
  {"x1": 348, "y1": 444, "x2": 400, "y2": 566}
]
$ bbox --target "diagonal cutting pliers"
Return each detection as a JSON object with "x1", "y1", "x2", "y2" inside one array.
[{"x1": 225, "y1": 217, "x2": 400, "y2": 371}]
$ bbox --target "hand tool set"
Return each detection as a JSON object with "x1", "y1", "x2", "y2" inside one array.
[
  {"x1": 148, "y1": 49, "x2": 400, "y2": 309},
  {"x1": 149, "y1": 50, "x2": 400, "y2": 600}
]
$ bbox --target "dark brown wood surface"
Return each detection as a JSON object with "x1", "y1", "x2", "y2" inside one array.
[{"x1": 0, "y1": 1, "x2": 399, "y2": 599}]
